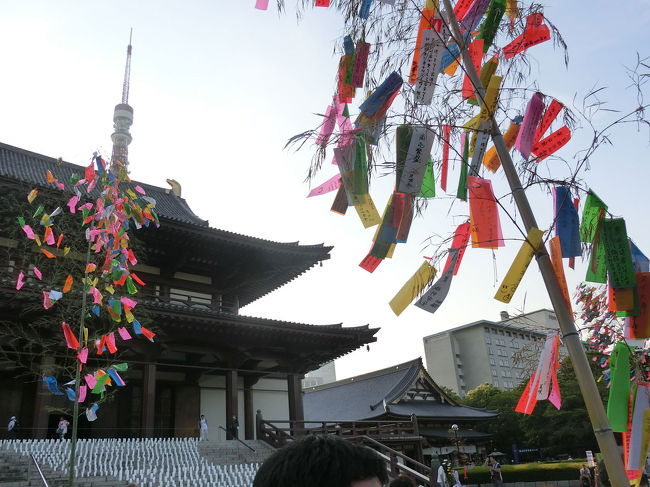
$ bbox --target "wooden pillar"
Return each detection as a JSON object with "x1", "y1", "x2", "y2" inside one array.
[
  {"x1": 141, "y1": 363, "x2": 156, "y2": 438},
  {"x1": 32, "y1": 356, "x2": 55, "y2": 439},
  {"x1": 244, "y1": 376, "x2": 259, "y2": 440},
  {"x1": 287, "y1": 374, "x2": 304, "y2": 436},
  {"x1": 225, "y1": 369, "x2": 238, "y2": 439}
]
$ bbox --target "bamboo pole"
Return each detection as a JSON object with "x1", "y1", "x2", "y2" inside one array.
[{"x1": 438, "y1": 2, "x2": 628, "y2": 485}]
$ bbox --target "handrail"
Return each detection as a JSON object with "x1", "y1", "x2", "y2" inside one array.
[
  {"x1": 29, "y1": 453, "x2": 50, "y2": 487},
  {"x1": 348, "y1": 435, "x2": 434, "y2": 487},
  {"x1": 217, "y1": 426, "x2": 255, "y2": 452}
]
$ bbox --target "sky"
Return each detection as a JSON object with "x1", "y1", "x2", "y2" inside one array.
[{"x1": 0, "y1": 1, "x2": 648, "y2": 382}]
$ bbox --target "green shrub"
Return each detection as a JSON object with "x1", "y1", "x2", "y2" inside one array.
[{"x1": 461, "y1": 462, "x2": 585, "y2": 484}]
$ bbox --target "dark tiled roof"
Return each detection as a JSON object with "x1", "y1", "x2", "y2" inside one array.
[
  {"x1": 303, "y1": 358, "x2": 497, "y2": 422},
  {"x1": 0, "y1": 142, "x2": 209, "y2": 226}
]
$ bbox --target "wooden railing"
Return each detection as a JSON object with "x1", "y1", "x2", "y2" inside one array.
[{"x1": 257, "y1": 418, "x2": 420, "y2": 448}]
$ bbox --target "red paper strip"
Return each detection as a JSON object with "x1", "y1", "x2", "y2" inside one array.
[
  {"x1": 534, "y1": 99, "x2": 563, "y2": 143},
  {"x1": 468, "y1": 177, "x2": 504, "y2": 249},
  {"x1": 462, "y1": 39, "x2": 484, "y2": 100},
  {"x1": 351, "y1": 41, "x2": 370, "y2": 88},
  {"x1": 408, "y1": 8, "x2": 438, "y2": 85},
  {"x1": 41, "y1": 248, "x2": 56, "y2": 259},
  {"x1": 630, "y1": 273, "x2": 650, "y2": 338},
  {"x1": 359, "y1": 252, "x2": 383, "y2": 273},
  {"x1": 454, "y1": 0, "x2": 475, "y2": 22},
  {"x1": 515, "y1": 371, "x2": 539, "y2": 414},
  {"x1": 315, "y1": 0, "x2": 330, "y2": 5},
  {"x1": 131, "y1": 273, "x2": 146, "y2": 286},
  {"x1": 531, "y1": 125, "x2": 571, "y2": 162},
  {"x1": 140, "y1": 327, "x2": 156, "y2": 341},
  {"x1": 396, "y1": 194, "x2": 415, "y2": 242},
  {"x1": 338, "y1": 55, "x2": 355, "y2": 103},
  {"x1": 62, "y1": 322, "x2": 80, "y2": 350},
  {"x1": 503, "y1": 13, "x2": 550, "y2": 59},
  {"x1": 106, "y1": 332, "x2": 117, "y2": 354},
  {"x1": 443, "y1": 221, "x2": 471, "y2": 275},
  {"x1": 391, "y1": 193, "x2": 405, "y2": 227},
  {"x1": 441, "y1": 124, "x2": 451, "y2": 191}
]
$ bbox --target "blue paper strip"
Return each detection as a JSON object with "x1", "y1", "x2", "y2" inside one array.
[
  {"x1": 630, "y1": 239, "x2": 650, "y2": 273},
  {"x1": 358, "y1": 71, "x2": 403, "y2": 118},
  {"x1": 43, "y1": 376, "x2": 64, "y2": 395},
  {"x1": 554, "y1": 186, "x2": 581, "y2": 258},
  {"x1": 343, "y1": 35, "x2": 355, "y2": 55},
  {"x1": 359, "y1": 0, "x2": 372, "y2": 19}
]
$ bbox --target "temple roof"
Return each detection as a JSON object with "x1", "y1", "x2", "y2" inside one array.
[
  {"x1": 303, "y1": 358, "x2": 498, "y2": 422},
  {"x1": 0, "y1": 142, "x2": 332, "y2": 305}
]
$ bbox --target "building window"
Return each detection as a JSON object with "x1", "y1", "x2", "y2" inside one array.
[
  {"x1": 490, "y1": 358, "x2": 496, "y2": 365},
  {"x1": 492, "y1": 369, "x2": 498, "y2": 376},
  {"x1": 501, "y1": 370, "x2": 506, "y2": 377},
  {"x1": 488, "y1": 347, "x2": 494, "y2": 355},
  {"x1": 506, "y1": 331, "x2": 511, "y2": 337},
  {"x1": 492, "y1": 329, "x2": 497, "y2": 334},
  {"x1": 493, "y1": 380, "x2": 499, "y2": 387},
  {"x1": 499, "y1": 330, "x2": 505, "y2": 336},
  {"x1": 504, "y1": 360, "x2": 509, "y2": 367},
  {"x1": 485, "y1": 327, "x2": 490, "y2": 332},
  {"x1": 485, "y1": 337, "x2": 491, "y2": 344}
]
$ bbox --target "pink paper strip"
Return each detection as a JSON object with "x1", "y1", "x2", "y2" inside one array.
[
  {"x1": 84, "y1": 374, "x2": 97, "y2": 389},
  {"x1": 33, "y1": 267, "x2": 42, "y2": 280},
  {"x1": 118, "y1": 327, "x2": 132, "y2": 340},
  {"x1": 22, "y1": 225, "x2": 35, "y2": 239},
  {"x1": 515, "y1": 92, "x2": 545, "y2": 159},
  {"x1": 316, "y1": 105, "x2": 336, "y2": 147},
  {"x1": 16, "y1": 271, "x2": 24, "y2": 290},
  {"x1": 120, "y1": 297, "x2": 137, "y2": 308},
  {"x1": 135, "y1": 185, "x2": 145, "y2": 194},
  {"x1": 308, "y1": 174, "x2": 342, "y2": 197},
  {"x1": 78, "y1": 385, "x2": 87, "y2": 403},
  {"x1": 78, "y1": 348, "x2": 88, "y2": 364},
  {"x1": 255, "y1": 0, "x2": 269, "y2": 9},
  {"x1": 67, "y1": 195, "x2": 79, "y2": 213}
]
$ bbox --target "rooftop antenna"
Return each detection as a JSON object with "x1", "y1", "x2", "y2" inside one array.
[{"x1": 111, "y1": 29, "x2": 134, "y2": 172}]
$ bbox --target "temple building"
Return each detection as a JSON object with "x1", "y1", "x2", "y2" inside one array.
[
  {"x1": 0, "y1": 141, "x2": 379, "y2": 439},
  {"x1": 303, "y1": 358, "x2": 497, "y2": 462}
]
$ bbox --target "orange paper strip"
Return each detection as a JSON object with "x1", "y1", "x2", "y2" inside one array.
[
  {"x1": 483, "y1": 120, "x2": 520, "y2": 172},
  {"x1": 549, "y1": 236, "x2": 573, "y2": 314},
  {"x1": 408, "y1": 8, "x2": 438, "y2": 84}
]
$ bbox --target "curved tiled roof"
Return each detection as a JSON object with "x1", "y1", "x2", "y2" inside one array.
[{"x1": 304, "y1": 358, "x2": 497, "y2": 422}]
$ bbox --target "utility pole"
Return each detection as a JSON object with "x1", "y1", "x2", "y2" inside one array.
[{"x1": 438, "y1": 2, "x2": 628, "y2": 486}]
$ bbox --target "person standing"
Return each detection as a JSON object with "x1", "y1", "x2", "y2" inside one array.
[
  {"x1": 56, "y1": 417, "x2": 69, "y2": 440},
  {"x1": 199, "y1": 414, "x2": 208, "y2": 441},
  {"x1": 580, "y1": 464, "x2": 592, "y2": 487},
  {"x1": 7, "y1": 416, "x2": 17, "y2": 438},
  {"x1": 437, "y1": 461, "x2": 448, "y2": 487},
  {"x1": 230, "y1": 415, "x2": 239, "y2": 439},
  {"x1": 488, "y1": 456, "x2": 503, "y2": 487}
]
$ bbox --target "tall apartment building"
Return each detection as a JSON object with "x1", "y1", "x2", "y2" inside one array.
[
  {"x1": 423, "y1": 309, "x2": 559, "y2": 396},
  {"x1": 302, "y1": 361, "x2": 337, "y2": 388}
]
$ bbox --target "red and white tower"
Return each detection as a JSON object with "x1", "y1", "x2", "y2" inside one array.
[{"x1": 111, "y1": 31, "x2": 134, "y2": 172}]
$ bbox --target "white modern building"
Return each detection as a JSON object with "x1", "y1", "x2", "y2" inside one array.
[
  {"x1": 423, "y1": 309, "x2": 559, "y2": 396},
  {"x1": 302, "y1": 361, "x2": 337, "y2": 388}
]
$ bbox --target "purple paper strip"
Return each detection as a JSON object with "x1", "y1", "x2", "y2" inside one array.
[{"x1": 515, "y1": 92, "x2": 545, "y2": 159}]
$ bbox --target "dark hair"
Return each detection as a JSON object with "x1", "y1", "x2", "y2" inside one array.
[
  {"x1": 389, "y1": 475, "x2": 416, "y2": 487},
  {"x1": 253, "y1": 435, "x2": 388, "y2": 487}
]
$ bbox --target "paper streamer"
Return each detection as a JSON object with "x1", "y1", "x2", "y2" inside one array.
[
  {"x1": 469, "y1": 177, "x2": 504, "y2": 248},
  {"x1": 86, "y1": 404, "x2": 99, "y2": 422},
  {"x1": 414, "y1": 30, "x2": 446, "y2": 105},
  {"x1": 549, "y1": 236, "x2": 573, "y2": 314},
  {"x1": 62, "y1": 322, "x2": 80, "y2": 349},
  {"x1": 483, "y1": 118, "x2": 520, "y2": 172},
  {"x1": 43, "y1": 376, "x2": 64, "y2": 395},
  {"x1": 515, "y1": 92, "x2": 545, "y2": 160},
  {"x1": 462, "y1": 39, "x2": 485, "y2": 100},
  {"x1": 503, "y1": 13, "x2": 550, "y2": 59},
  {"x1": 478, "y1": 0, "x2": 506, "y2": 52},
  {"x1": 515, "y1": 371, "x2": 539, "y2": 414},
  {"x1": 16, "y1": 271, "x2": 24, "y2": 290},
  {"x1": 441, "y1": 125, "x2": 450, "y2": 191},
  {"x1": 602, "y1": 219, "x2": 636, "y2": 289},
  {"x1": 608, "y1": 342, "x2": 631, "y2": 432},
  {"x1": 554, "y1": 186, "x2": 581, "y2": 258},
  {"x1": 389, "y1": 261, "x2": 437, "y2": 316},
  {"x1": 359, "y1": 72, "x2": 402, "y2": 119},
  {"x1": 534, "y1": 99, "x2": 563, "y2": 143},
  {"x1": 397, "y1": 126, "x2": 435, "y2": 194},
  {"x1": 415, "y1": 249, "x2": 460, "y2": 314},
  {"x1": 629, "y1": 273, "x2": 650, "y2": 338},
  {"x1": 494, "y1": 227, "x2": 544, "y2": 303},
  {"x1": 408, "y1": 8, "x2": 438, "y2": 84},
  {"x1": 442, "y1": 222, "x2": 471, "y2": 276},
  {"x1": 359, "y1": 252, "x2": 383, "y2": 273},
  {"x1": 352, "y1": 41, "x2": 370, "y2": 87},
  {"x1": 531, "y1": 126, "x2": 571, "y2": 161},
  {"x1": 254, "y1": 0, "x2": 269, "y2": 10},
  {"x1": 316, "y1": 105, "x2": 336, "y2": 148}
]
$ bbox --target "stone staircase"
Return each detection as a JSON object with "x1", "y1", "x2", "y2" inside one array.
[
  {"x1": 0, "y1": 446, "x2": 128, "y2": 487},
  {"x1": 196, "y1": 439, "x2": 275, "y2": 466}
]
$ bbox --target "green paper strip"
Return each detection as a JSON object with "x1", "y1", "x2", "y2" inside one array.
[
  {"x1": 581, "y1": 189, "x2": 608, "y2": 243},
  {"x1": 607, "y1": 341, "x2": 631, "y2": 432},
  {"x1": 33, "y1": 205, "x2": 44, "y2": 219},
  {"x1": 126, "y1": 276, "x2": 137, "y2": 295},
  {"x1": 353, "y1": 133, "x2": 368, "y2": 195},
  {"x1": 113, "y1": 363, "x2": 128, "y2": 372},
  {"x1": 418, "y1": 157, "x2": 436, "y2": 198},
  {"x1": 456, "y1": 133, "x2": 469, "y2": 201},
  {"x1": 17, "y1": 216, "x2": 25, "y2": 227},
  {"x1": 478, "y1": 0, "x2": 506, "y2": 52},
  {"x1": 585, "y1": 237, "x2": 607, "y2": 284},
  {"x1": 602, "y1": 218, "x2": 636, "y2": 288}
]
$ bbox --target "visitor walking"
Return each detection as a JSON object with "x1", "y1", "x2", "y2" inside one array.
[
  {"x1": 56, "y1": 417, "x2": 69, "y2": 440},
  {"x1": 199, "y1": 414, "x2": 208, "y2": 441},
  {"x1": 488, "y1": 456, "x2": 503, "y2": 487},
  {"x1": 7, "y1": 416, "x2": 17, "y2": 438}
]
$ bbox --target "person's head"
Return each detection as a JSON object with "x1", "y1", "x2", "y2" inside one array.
[
  {"x1": 389, "y1": 475, "x2": 416, "y2": 487},
  {"x1": 201, "y1": 415, "x2": 204, "y2": 419},
  {"x1": 488, "y1": 456, "x2": 495, "y2": 464},
  {"x1": 10, "y1": 416, "x2": 15, "y2": 420},
  {"x1": 253, "y1": 434, "x2": 388, "y2": 487}
]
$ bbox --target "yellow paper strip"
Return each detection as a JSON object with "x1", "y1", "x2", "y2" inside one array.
[
  {"x1": 479, "y1": 75, "x2": 502, "y2": 121},
  {"x1": 463, "y1": 113, "x2": 481, "y2": 131},
  {"x1": 494, "y1": 227, "x2": 544, "y2": 303},
  {"x1": 389, "y1": 261, "x2": 437, "y2": 316},
  {"x1": 351, "y1": 192, "x2": 381, "y2": 229}
]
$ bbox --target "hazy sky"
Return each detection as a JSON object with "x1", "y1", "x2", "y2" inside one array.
[{"x1": 0, "y1": 1, "x2": 648, "y2": 381}]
